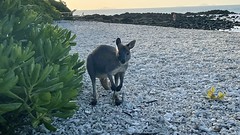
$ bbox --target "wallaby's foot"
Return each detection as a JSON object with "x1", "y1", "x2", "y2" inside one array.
[
  {"x1": 90, "y1": 99, "x2": 97, "y2": 106},
  {"x1": 115, "y1": 97, "x2": 123, "y2": 106},
  {"x1": 113, "y1": 94, "x2": 123, "y2": 106}
]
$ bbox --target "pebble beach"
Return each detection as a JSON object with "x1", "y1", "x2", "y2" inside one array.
[{"x1": 20, "y1": 21, "x2": 240, "y2": 135}]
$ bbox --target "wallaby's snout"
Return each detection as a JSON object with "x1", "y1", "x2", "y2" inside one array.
[{"x1": 87, "y1": 38, "x2": 136, "y2": 106}]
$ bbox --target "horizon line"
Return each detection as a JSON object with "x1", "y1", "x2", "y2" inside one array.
[{"x1": 75, "y1": 4, "x2": 240, "y2": 11}]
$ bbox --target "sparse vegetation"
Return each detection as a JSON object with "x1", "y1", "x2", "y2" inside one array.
[{"x1": 206, "y1": 86, "x2": 225, "y2": 100}]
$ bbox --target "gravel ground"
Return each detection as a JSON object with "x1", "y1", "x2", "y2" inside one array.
[{"x1": 21, "y1": 21, "x2": 240, "y2": 135}]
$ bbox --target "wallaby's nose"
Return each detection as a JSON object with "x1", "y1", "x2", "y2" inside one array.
[{"x1": 120, "y1": 59, "x2": 125, "y2": 64}]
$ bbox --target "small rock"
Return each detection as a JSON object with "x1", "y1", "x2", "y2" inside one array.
[
  {"x1": 173, "y1": 131, "x2": 180, "y2": 135},
  {"x1": 210, "y1": 118, "x2": 216, "y2": 122},
  {"x1": 220, "y1": 127, "x2": 228, "y2": 135},
  {"x1": 228, "y1": 119, "x2": 236, "y2": 126},
  {"x1": 83, "y1": 123, "x2": 91, "y2": 129},
  {"x1": 211, "y1": 125, "x2": 222, "y2": 132},
  {"x1": 164, "y1": 113, "x2": 173, "y2": 121},
  {"x1": 190, "y1": 117, "x2": 198, "y2": 123},
  {"x1": 174, "y1": 111, "x2": 183, "y2": 117},
  {"x1": 131, "y1": 122, "x2": 140, "y2": 126},
  {"x1": 198, "y1": 125, "x2": 211, "y2": 132},
  {"x1": 127, "y1": 127, "x2": 136, "y2": 134},
  {"x1": 168, "y1": 124, "x2": 177, "y2": 131},
  {"x1": 125, "y1": 102, "x2": 134, "y2": 110},
  {"x1": 84, "y1": 109, "x2": 92, "y2": 115},
  {"x1": 235, "y1": 116, "x2": 240, "y2": 121}
]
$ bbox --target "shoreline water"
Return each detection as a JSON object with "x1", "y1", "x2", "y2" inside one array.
[{"x1": 74, "y1": 5, "x2": 240, "y2": 16}]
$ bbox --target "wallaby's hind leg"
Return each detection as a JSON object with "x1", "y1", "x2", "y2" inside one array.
[
  {"x1": 90, "y1": 78, "x2": 97, "y2": 105},
  {"x1": 87, "y1": 55, "x2": 97, "y2": 106},
  {"x1": 100, "y1": 78, "x2": 110, "y2": 90}
]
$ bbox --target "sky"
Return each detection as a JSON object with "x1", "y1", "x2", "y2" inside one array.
[{"x1": 62, "y1": 0, "x2": 240, "y2": 10}]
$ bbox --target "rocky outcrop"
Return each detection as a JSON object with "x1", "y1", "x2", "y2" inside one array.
[{"x1": 77, "y1": 10, "x2": 237, "y2": 30}]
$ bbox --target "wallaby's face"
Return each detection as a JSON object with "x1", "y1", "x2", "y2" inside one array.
[{"x1": 116, "y1": 38, "x2": 136, "y2": 64}]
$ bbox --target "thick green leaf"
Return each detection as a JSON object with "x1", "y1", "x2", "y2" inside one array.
[
  {"x1": 19, "y1": 57, "x2": 35, "y2": 69},
  {"x1": 35, "y1": 106, "x2": 48, "y2": 113},
  {"x1": 33, "y1": 82, "x2": 63, "y2": 94},
  {"x1": 0, "y1": 103, "x2": 22, "y2": 115},
  {"x1": 39, "y1": 92, "x2": 51, "y2": 102},
  {"x1": 47, "y1": 90, "x2": 62, "y2": 108},
  {"x1": 66, "y1": 31, "x2": 71, "y2": 40},
  {"x1": 37, "y1": 92, "x2": 51, "y2": 105},
  {"x1": 60, "y1": 70, "x2": 74, "y2": 83},
  {"x1": 69, "y1": 34, "x2": 76, "y2": 41},
  {"x1": 4, "y1": 91, "x2": 24, "y2": 101},
  {"x1": 0, "y1": 71, "x2": 18, "y2": 93},
  {"x1": 72, "y1": 60, "x2": 85, "y2": 71},
  {"x1": 62, "y1": 88, "x2": 78, "y2": 100},
  {"x1": 36, "y1": 65, "x2": 53, "y2": 84},
  {"x1": 42, "y1": 117, "x2": 56, "y2": 131},
  {"x1": 31, "y1": 64, "x2": 41, "y2": 85},
  {"x1": 45, "y1": 39, "x2": 52, "y2": 60},
  {"x1": 62, "y1": 101, "x2": 78, "y2": 110},
  {"x1": 32, "y1": 119, "x2": 40, "y2": 128},
  {"x1": 16, "y1": 69, "x2": 27, "y2": 87},
  {"x1": 0, "y1": 115, "x2": 6, "y2": 123}
]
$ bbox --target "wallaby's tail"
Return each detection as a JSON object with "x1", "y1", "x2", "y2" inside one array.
[{"x1": 100, "y1": 78, "x2": 110, "y2": 90}]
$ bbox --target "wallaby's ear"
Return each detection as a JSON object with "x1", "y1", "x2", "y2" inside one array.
[
  {"x1": 116, "y1": 38, "x2": 121, "y2": 46},
  {"x1": 126, "y1": 40, "x2": 136, "y2": 49}
]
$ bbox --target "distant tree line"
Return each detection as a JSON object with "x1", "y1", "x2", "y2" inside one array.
[
  {"x1": 48, "y1": 0, "x2": 71, "y2": 12},
  {"x1": 20, "y1": 0, "x2": 71, "y2": 22}
]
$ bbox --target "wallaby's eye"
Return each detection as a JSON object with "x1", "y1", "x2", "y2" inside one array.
[{"x1": 126, "y1": 52, "x2": 130, "y2": 55}]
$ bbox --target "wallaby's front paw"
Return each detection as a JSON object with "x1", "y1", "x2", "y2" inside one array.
[
  {"x1": 111, "y1": 85, "x2": 117, "y2": 91},
  {"x1": 116, "y1": 85, "x2": 122, "y2": 91},
  {"x1": 90, "y1": 99, "x2": 97, "y2": 106},
  {"x1": 115, "y1": 98, "x2": 123, "y2": 106}
]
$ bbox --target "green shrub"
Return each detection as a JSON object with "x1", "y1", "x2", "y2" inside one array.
[{"x1": 0, "y1": 0, "x2": 85, "y2": 134}]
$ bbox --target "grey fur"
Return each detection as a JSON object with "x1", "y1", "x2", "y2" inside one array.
[{"x1": 87, "y1": 38, "x2": 136, "y2": 105}]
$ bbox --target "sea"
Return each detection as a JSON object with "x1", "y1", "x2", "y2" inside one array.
[{"x1": 74, "y1": 5, "x2": 240, "y2": 16}]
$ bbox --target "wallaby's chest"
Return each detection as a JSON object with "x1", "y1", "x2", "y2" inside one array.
[
  {"x1": 110, "y1": 63, "x2": 128, "y2": 75},
  {"x1": 95, "y1": 63, "x2": 128, "y2": 78}
]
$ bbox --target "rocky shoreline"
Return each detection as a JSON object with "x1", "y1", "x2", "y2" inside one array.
[{"x1": 74, "y1": 10, "x2": 240, "y2": 31}]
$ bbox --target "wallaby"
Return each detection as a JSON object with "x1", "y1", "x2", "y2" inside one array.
[{"x1": 87, "y1": 38, "x2": 136, "y2": 106}]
